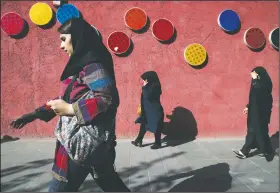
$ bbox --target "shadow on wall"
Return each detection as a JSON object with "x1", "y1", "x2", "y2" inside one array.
[
  {"x1": 162, "y1": 106, "x2": 198, "y2": 147},
  {"x1": 191, "y1": 54, "x2": 209, "y2": 70},
  {"x1": 169, "y1": 163, "x2": 232, "y2": 192},
  {"x1": 131, "y1": 16, "x2": 151, "y2": 34},
  {"x1": 1, "y1": 135, "x2": 20, "y2": 144},
  {"x1": 115, "y1": 39, "x2": 134, "y2": 57},
  {"x1": 159, "y1": 27, "x2": 177, "y2": 45},
  {"x1": 38, "y1": 9, "x2": 57, "y2": 30},
  {"x1": 10, "y1": 20, "x2": 29, "y2": 39}
]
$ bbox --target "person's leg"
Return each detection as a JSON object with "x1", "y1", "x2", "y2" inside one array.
[
  {"x1": 48, "y1": 160, "x2": 90, "y2": 192},
  {"x1": 132, "y1": 123, "x2": 146, "y2": 147},
  {"x1": 258, "y1": 124, "x2": 274, "y2": 155},
  {"x1": 240, "y1": 131, "x2": 255, "y2": 156},
  {"x1": 92, "y1": 148, "x2": 130, "y2": 192},
  {"x1": 136, "y1": 123, "x2": 147, "y2": 141},
  {"x1": 155, "y1": 121, "x2": 164, "y2": 145},
  {"x1": 233, "y1": 130, "x2": 254, "y2": 158}
]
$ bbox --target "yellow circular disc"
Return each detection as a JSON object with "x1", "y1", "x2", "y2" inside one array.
[
  {"x1": 29, "y1": 3, "x2": 53, "y2": 25},
  {"x1": 184, "y1": 43, "x2": 207, "y2": 66}
]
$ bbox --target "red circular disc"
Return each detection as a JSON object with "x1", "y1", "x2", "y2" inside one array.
[
  {"x1": 107, "y1": 31, "x2": 130, "y2": 54},
  {"x1": 124, "y1": 7, "x2": 147, "y2": 31},
  {"x1": 152, "y1": 18, "x2": 174, "y2": 41},
  {"x1": 244, "y1": 28, "x2": 266, "y2": 49},
  {"x1": 1, "y1": 12, "x2": 25, "y2": 36}
]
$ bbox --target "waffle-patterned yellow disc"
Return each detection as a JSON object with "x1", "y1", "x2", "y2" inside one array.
[
  {"x1": 184, "y1": 43, "x2": 207, "y2": 66},
  {"x1": 29, "y1": 3, "x2": 53, "y2": 26}
]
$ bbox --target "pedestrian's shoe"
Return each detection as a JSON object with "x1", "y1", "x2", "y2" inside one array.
[
  {"x1": 131, "y1": 140, "x2": 143, "y2": 147},
  {"x1": 233, "y1": 150, "x2": 247, "y2": 159},
  {"x1": 259, "y1": 152, "x2": 275, "y2": 162},
  {"x1": 150, "y1": 144, "x2": 161, "y2": 149}
]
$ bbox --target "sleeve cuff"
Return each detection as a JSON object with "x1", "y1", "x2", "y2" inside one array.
[{"x1": 72, "y1": 102, "x2": 86, "y2": 125}]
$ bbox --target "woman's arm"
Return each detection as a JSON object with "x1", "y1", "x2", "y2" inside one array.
[{"x1": 72, "y1": 63, "x2": 114, "y2": 125}]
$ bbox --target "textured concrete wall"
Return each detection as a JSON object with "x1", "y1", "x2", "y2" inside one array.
[{"x1": 1, "y1": 1, "x2": 279, "y2": 138}]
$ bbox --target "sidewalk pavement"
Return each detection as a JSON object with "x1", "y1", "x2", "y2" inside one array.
[{"x1": 1, "y1": 138, "x2": 279, "y2": 192}]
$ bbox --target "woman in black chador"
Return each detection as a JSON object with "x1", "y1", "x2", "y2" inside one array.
[
  {"x1": 233, "y1": 66, "x2": 274, "y2": 160},
  {"x1": 132, "y1": 71, "x2": 164, "y2": 149}
]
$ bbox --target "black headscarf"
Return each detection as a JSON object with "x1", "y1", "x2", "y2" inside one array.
[
  {"x1": 251, "y1": 66, "x2": 272, "y2": 94},
  {"x1": 141, "y1": 71, "x2": 162, "y2": 95},
  {"x1": 58, "y1": 18, "x2": 116, "y2": 82}
]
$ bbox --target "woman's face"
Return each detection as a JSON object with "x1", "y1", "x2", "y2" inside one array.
[
  {"x1": 251, "y1": 71, "x2": 259, "y2": 79},
  {"x1": 60, "y1": 34, "x2": 73, "y2": 56},
  {"x1": 142, "y1": 79, "x2": 148, "y2": 86}
]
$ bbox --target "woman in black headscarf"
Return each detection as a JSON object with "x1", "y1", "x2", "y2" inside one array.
[
  {"x1": 233, "y1": 66, "x2": 274, "y2": 160},
  {"x1": 10, "y1": 18, "x2": 130, "y2": 192},
  {"x1": 132, "y1": 71, "x2": 164, "y2": 149}
]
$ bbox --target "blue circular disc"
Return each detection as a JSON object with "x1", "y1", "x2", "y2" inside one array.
[
  {"x1": 56, "y1": 4, "x2": 80, "y2": 24},
  {"x1": 218, "y1": 10, "x2": 240, "y2": 32}
]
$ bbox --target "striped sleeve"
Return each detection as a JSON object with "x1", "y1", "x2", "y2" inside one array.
[
  {"x1": 35, "y1": 97, "x2": 58, "y2": 122},
  {"x1": 72, "y1": 63, "x2": 114, "y2": 125}
]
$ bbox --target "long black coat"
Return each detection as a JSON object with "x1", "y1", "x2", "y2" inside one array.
[
  {"x1": 138, "y1": 83, "x2": 164, "y2": 133},
  {"x1": 247, "y1": 79, "x2": 273, "y2": 131}
]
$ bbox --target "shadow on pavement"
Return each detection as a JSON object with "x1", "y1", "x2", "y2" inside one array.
[
  {"x1": 169, "y1": 163, "x2": 232, "y2": 192},
  {"x1": 1, "y1": 159, "x2": 53, "y2": 192}
]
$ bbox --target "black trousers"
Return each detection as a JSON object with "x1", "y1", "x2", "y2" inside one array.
[
  {"x1": 48, "y1": 148, "x2": 130, "y2": 192},
  {"x1": 136, "y1": 121, "x2": 164, "y2": 145},
  {"x1": 241, "y1": 124, "x2": 273, "y2": 156}
]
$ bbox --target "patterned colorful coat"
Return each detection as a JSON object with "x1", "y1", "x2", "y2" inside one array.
[{"x1": 35, "y1": 62, "x2": 118, "y2": 182}]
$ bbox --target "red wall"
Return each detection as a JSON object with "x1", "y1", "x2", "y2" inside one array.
[{"x1": 1, "y1": 1, "x2": 279, "y2": 138}]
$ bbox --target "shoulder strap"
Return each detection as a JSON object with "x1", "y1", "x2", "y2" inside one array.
[{"x1": 63, "y1": 74, "x2": 78, "y2": 103}]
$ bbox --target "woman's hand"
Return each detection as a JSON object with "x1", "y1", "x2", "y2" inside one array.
[
  {"x1": 243, "y1": 107, "x2": 248, "y2": 115},
  {"x1": 11, "y1": 112, "x2": 37, "y2": 129},
  {"x1": 47, "y1": 99, "x2": 75, "y2": 116}
]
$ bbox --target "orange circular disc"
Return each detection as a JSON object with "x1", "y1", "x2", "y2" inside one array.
[{"x1": 125, "y1": 7, "x2": 147, "y2": 31}]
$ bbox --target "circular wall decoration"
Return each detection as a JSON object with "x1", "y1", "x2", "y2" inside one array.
[
  {"x1": 152, "y1": 18, "x2": 174, "y2": 41},
  {"x1": 244, "y1": 28, "x2": 266, "y2": 50},
  {"x1": 184, "y1": 43, "x2": 207, "y2": 66},
  {"x1": 124, "y1": 7, "x2": 147, "y2": 31},
  {"x1": 269, "y1": 27, "x2": 279, "y2": 50},
  {"x1": 1, "y1": 12, "x2": 25, "y2": 36},
  {"x1": 107, "y1": 31, "x2": 130, "y2": 54},
  {"x1": 56, "y1": 4, "x2": 80, "y2": 24},
  {"x1": 218, "y1": 9, "x2": 240, "y2": 32},
  {"x1": 29, "y1": 2, "x2": 53, "y2": 26}
]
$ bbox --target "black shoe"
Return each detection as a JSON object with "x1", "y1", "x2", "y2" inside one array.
[
  {"x1": 150, "y1": 144, "x2": 161, "y2": 149},
  {"x1": 233, "y1": 150, "x2": 247, "y2": 159},
  {"x1": 131, "y1": 140, "x2": 142, "y2": 147}
]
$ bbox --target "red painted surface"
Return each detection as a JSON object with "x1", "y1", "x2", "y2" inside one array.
[{"x1": 1, "y1": 1, "x2": 279, "y2": 138}]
